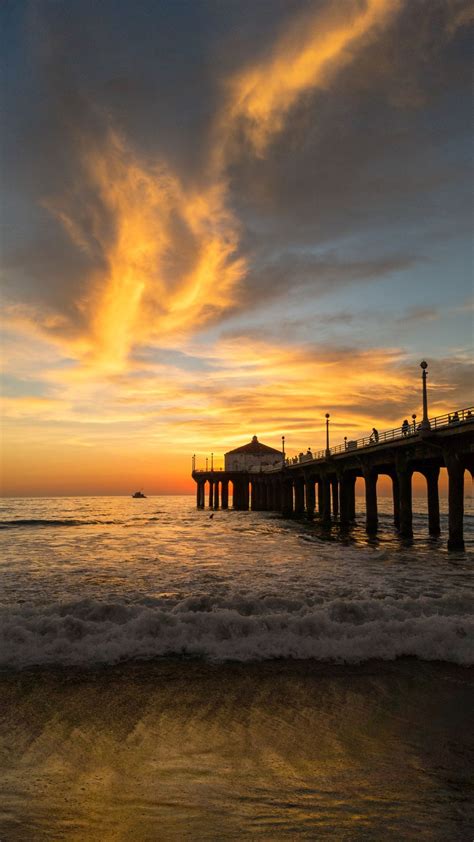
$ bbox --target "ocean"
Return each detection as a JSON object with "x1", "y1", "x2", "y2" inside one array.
[{"x1": 0, "y1": 495, "x2": 473, "y2": 839}]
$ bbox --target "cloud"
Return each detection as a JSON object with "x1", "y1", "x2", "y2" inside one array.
[
  {"x1": 45, "y1": 126, "x2": 247, "y2": 371},
  {"x1": 219, "y1": 0, "x2": 400, "y2": 157}
]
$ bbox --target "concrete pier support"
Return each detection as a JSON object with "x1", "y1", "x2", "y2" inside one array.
[
  {"x1": 339, "y1": 473, "x2": 350, "y2": 525},
  {"x1": 397, "y1": 469, "x2": 413, "y2": 539},
  {"x1": 331, "y1": 477, "x2": 339, "y2": 518},
  {"x1": 425, "y1": 467, "x2": 440, "y2": 536},
  {"x1": 208, "y1": 480, "x2": 214, "y2": 509},
  {"x1": 320, "y1": 476, "x2": 331, "y2": 525},
  {"x1": 242, "y1": 481, "x2": 249, "y2": 511},
  {"x1": 197, "y1": 481, "x2": 205, "y2": 508},
  {"x1": 234, "y1": 479, "x2": 248, "y2": 510},
  {"x1": 250, "y1": 480, "x2": 257, "y2": 511},
  {"x1": 221, "y1": 480, "x2": 229, "y2": 510},
  {"x1": 267, "y1": 480, "x2": 276, "y2": 512},
  {"x1": 348, "y1": 476, "x2": 356, "y2": 521},
  {"x1": 340, "y1": 474, "x2": 356, "y2": 523},
  {"x1": 255, "y1": 481, "x2": 264, "y2": 510},
  {"x1": 391, "y1": 474, "x2": 400, "y2": 529},
  {"x1": 282, "y1": 481, "x2": 293, "y2": 517},
  {"x1": 267, "y1": 482, "x2": 274, "y2": 510},
  {"x1": 275, "y1": 480, "x2": 283, "y2": 512},
  {"x1": 446, "y1": 454, "x2": 465, "y2": 550},
  {"x1": 294, "y1": 478, "x2": 305, "y2": 516},
  {"x1": 232, "y1": 480, "x2": 241, "y2": 510},
  {"x1": 364, "y1": 469, "x2": 378, "y2": 534},
  {"x1": 317, "y1": 480, "x2": 324, "y2": 517},
  {"x1": 305, "y1": 479, "x2": 315, "y2": 518},
  {"x1": 213, "y1": 480, "x2": 220, "y2": 510}
]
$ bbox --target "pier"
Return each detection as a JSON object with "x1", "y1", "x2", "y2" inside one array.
[{"x1": 192, "y1": 406, "x2": 474, "y2": 551}]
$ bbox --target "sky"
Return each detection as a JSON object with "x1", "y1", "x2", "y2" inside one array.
[{"x1": 1, "y1": 0, "x2": 473, "y2": 496}]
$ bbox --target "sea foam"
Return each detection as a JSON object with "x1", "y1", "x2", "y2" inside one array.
[{"x1": 1, "y1": 593, "x2": 472, "y2": 668}]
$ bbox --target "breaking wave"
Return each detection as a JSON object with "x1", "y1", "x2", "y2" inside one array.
[
  {"x1": 1, "y1": 593, "x2": 472, "y2": 669},
  {"x1": 0, "y1": 518, "x2": 120, "y2": 529}
]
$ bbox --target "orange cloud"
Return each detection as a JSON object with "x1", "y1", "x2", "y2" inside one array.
[
  {"x1": 219, "y1": 0, "x2": 399, "y2": 157},
  {"x1": 42, "y1": 130, "x2": 245, "y2": 373}
]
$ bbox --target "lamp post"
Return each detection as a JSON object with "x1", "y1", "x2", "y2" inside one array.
[
  {"x1": 282, "y1": 435, "x2": 286, "y2": 466},
  {"x1": 211, "y1": 452, "x2": 214, "y2": 471},
  {"x1": 412, "y1": 414, "x2": 417, "y2": 434},
  {"x1": 419, "y1": 361, "x2": 431, "y2": 431},
  {"x1": 325, "y1": 413, "x2": 330, "y2": 457},
  {"x1": 206, "y1": 457, "x2": 208, "y2": 471},
  {"x1": 344, "y1": 436, "x2": 347, "y2": 451},
  {"x1": 192, "y1": 454, "x2": 196, "y2": 472}
]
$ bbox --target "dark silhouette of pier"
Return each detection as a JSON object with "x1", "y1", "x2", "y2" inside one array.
[{"x1": 192, "y1": 405, "x2": 474, "y2": 551}]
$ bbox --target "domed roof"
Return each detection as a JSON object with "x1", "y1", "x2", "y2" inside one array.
[{"x1": 225, "y1": 435, "x2": 282, "y2": 456}]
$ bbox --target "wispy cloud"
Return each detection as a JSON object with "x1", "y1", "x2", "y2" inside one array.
[{"x1": 220, "y1": 0, "x2": 400, "y2": 157}]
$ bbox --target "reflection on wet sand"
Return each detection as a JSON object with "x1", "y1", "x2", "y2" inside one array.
[{"x1": 0, "y1": 659, "x2": 472, "y2": 840}]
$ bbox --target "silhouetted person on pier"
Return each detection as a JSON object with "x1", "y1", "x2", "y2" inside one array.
[
  {"x1": 450, "y1": 411, "x2": 460, "y2": 423},
  {"x1": 370, "y1": 428, "x2": 379, "y2": 443},
  {"x1": 401, "y1": 419, "x2": 409, "y2": 436}
]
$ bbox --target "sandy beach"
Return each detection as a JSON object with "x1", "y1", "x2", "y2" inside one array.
[{"x1": 1, "y1": 658, "x2": 472, "y2": 840}]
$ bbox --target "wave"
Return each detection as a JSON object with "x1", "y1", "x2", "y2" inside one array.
[
  {"x1": 0, "y1": 518, "x2": 120, "y2": 529},
  {"x1": 1, "y1": 593, "x2": 472, "y2": 669}
]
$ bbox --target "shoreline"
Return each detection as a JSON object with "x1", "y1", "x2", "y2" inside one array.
[{"x1": 1, "y1": 653, "x2": 472, "y2": 681}]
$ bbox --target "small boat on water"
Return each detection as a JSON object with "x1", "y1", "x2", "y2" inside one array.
[{"x1": 132, "y1": 491, "x2": 146, "y2": 498}]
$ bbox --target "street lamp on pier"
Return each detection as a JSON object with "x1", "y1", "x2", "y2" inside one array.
[
  {"x1": 282, "y1": 435, "x2": 286, "y2": 466},
  {"x1": 211, "y1": 452, "x2": 214, "y2": 471},
  {"x1": 412, "y1": 414, "x2": 417, "y2": 434},
  {"x1": 325, "y1": 413, "x2": 330, "y2": 457},
  {"x1": 206, "y1": 457, "x2": 208, "y2": 471},
  {"x1": 192, "y1": 454, "x2": 196, "y2": 472},
  {"x1": 419, "y1": 361, "x2": 431, "y2": 431}
]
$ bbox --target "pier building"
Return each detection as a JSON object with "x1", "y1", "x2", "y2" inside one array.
[{"x1": 224, "y1": 436, "x2": 282, "y2": 472}]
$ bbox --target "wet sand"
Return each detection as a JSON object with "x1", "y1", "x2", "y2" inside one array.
[{"x1": 0, "y1": 658, "x2": 472, "y2": 840}]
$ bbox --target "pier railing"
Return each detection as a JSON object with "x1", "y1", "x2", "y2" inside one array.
[
  {"x1": 193, "y1": 406, "x2": 473, "y2": 473},
  {"x1": 289, "y1": 406, "x2": 474, "y2": 466}
]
